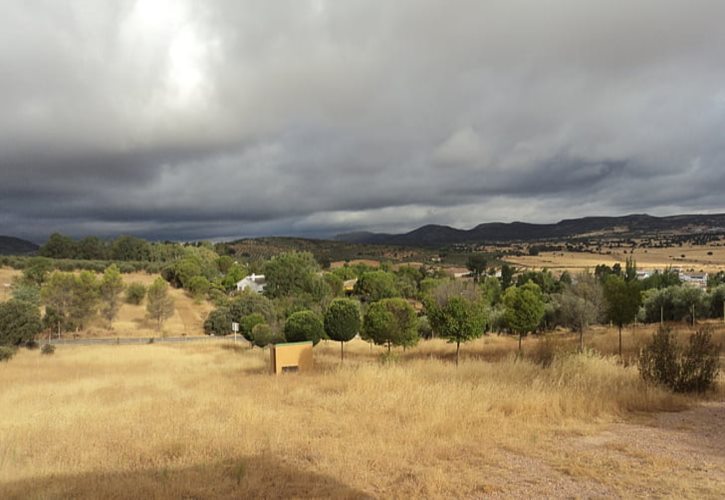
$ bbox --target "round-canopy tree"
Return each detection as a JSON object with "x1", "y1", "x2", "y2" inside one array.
[
  {"x1": 284, "y1": 310, "x2": 325, "y2": 345},
  {"x1": 324, "y1": 298, "x2": 361, "y2": 361}
]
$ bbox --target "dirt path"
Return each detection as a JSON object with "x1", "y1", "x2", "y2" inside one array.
[{"x1": 487, "y1": 402, "x2": 725, "y2": 498}]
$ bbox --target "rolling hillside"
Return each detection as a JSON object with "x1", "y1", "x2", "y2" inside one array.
[
  {"x1": 0, "y1": 235, "x2": 39, "y2": 255},
  {"x1": 335, "y1": 213, "x2": 725, "y2": 247}
]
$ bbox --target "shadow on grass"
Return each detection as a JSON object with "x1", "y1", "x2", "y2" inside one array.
[{"x1": 0, "y1": 454, "x2": 373, "y2": 499}]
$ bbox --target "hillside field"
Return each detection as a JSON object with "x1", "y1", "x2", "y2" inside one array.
[
  {"x1": 0, "y1": 329, "x2": 723, "y2": 498},
  {"x1": 0, "y1": 268, "x2": 213, "y2": 338},
  {"x1": 504, "y1": 243, "x2": 725, "y2": 274}
]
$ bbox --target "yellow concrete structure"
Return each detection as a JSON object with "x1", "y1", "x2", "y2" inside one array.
[{"x1": 270, "y1": 341, "x2": 313, "y2": 374}]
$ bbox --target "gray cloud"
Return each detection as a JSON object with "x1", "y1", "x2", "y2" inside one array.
[{"x1": 2, "y1": 0, "x2": 725, "y2": 242}]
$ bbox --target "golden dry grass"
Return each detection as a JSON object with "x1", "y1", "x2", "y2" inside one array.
[
  {"x1": 1, "y1": 333, "x2": 722, "y2": 498},
  {"x1": 0, "y1": 267, "x2": 21, "y2": 302},
  {"x1": 504, "y1": 244, "x2": 725, "y2": 274}
]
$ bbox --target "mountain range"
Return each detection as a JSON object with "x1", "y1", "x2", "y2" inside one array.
[
  {"x1": 335, "y1": 213, "x2": 725, "y2": 247},
  {"x1": 0, "y1": 235, "x2": 39, "y2": 255}
]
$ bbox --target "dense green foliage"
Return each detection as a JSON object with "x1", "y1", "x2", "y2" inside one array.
[
  {"x1": 284, "y1": 310, "x2": 325, "y2": 345},
  {"x1": 324, "y1": 298, "x2": 361, "y2": 360},
  {"x1": 362, "y1": 298, "x2": 419, "y2": 352},
  {"x1": 0, "y1": 300, "x2": 42, "y2": 346},
  {"x1": 354, "y1": 271, "x2": 398, "y2": 302},
  {"x1": 125, "y1": 282, "x2": 147, "y2": 305},
  {"x1": 503, "y1": 281, "x2": 545, "y2": 351}
]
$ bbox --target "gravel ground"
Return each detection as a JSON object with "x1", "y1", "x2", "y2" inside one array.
[{"x1": 485, "y1": 402, "x2": 725, "y2": 499}]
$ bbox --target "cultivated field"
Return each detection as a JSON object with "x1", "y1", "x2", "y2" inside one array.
[
  {"x1": 504, "y1": 244, "x2": 725, "y2": 274},
  {"x1": 1, "y1": 330, "x2": 723, "y2": 498}
]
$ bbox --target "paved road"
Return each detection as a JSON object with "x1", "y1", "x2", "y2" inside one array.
[{"x1": 48, "y1": 335, "x2": 239, "y2": 346}]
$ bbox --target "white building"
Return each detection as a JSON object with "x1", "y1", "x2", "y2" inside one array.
[
  {"x1": 680, "y1": 272, "x2": 708, "y2": 289},
  {"x1": 236, "y1": 273, "x2": 266, "y2": 293}
]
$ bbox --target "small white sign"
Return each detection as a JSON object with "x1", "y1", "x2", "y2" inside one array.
[{"x1": 231, "y1": 322, "x2": 239, "y2": 332}]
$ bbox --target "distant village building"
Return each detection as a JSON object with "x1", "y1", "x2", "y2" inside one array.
[
  {"x1": 679, "y1": 272, "x2": 708, "y2": 289},
  {"x1": 636, "y1": 270, "x2": 653, "y2": 280},
  {"x1": 236, "y1": 273, "x2": 266, "y2": 293}
]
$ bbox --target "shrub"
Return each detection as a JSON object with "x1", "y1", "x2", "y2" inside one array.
[
  {"x1": 677, "y1": 329, "x2": 720, "y2": 392},
  {"x1": 252, "y1": 324, "x2": 284, "y2": 348},
  {"x1": 639, "y1": 327, "x2": 720, "y2": 393},
  {"x1": 204, "y1": 307, "x2": 232, "y2": 336},
  {"x1": 0, "y1": 345, "x2": 17, "y2": 362},
  {"x1": 41, "y1": 343, "x2": 55, "y2": 355},
  {"x1": 125, "y1": 282, "x2": 147, "y2": 305}
]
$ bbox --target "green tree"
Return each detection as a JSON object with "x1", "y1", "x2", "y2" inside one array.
[
  {"x1": 41, "y1": 272, "x2": 77, "y2": 337},
  {"x1": 251, "y1": 323, "x2": 284, "y2": 348},
  {"x1": 263, "y1": 252, "x2": 320, "y2": 298},
  {"x1": 466, "y1": 254, "x2": 487, "y2": 283},
  {"x1": 0, "y1": 300, "x2": 42, "y2": 346},
  {"x1": 39, "y1": 233, "x2": 77, "y2": 258},
  {"x1": 78, "y1": 236, "x2": 108, "y2": 260},
  {"x1": 187, "y1": 275, "x2": 210, "y2": 301},
  {"x1": 110, "y1": 235, "x2": 151, "y2": 261},
  {"x1": 557, "y1": 272, "x2": 603, "y2": 352},
  {"x1": 362, "y1": 298, "x2": 418, "y2": 352},
  {"x1": 146, "y1": 277, "x2": 175, "y2": 331},
  {"x1": 500, "y1": 264, "x2": 515, "y2": 290},
  {"x1": 503, "y1": 281, "x2": 545, "y2": 353},
  {"x1": 22, "y1": 257, "x2": 53, "y2": 286},
  {"x1": 324, "y1": 298, "x2": 361, "y2": 361},
  {"x1": 11, "y1": 281, "x2": 41, "y2": 307},
  {"x1": 429, "y1": 295, "x2": 486, "y2": 365},
  {"x1": 204, "y1": 307, "x2": 232, "y2": 336},
  {"x1": 284, "y1": 310, "x2": 325, "y2": 345},
  {"x1": 228, "y1": 292, "x2": 276, "y2": 324},
  {"x1": 603, "y1": 275, "x2": 642, "y2": 357},
  {"x1": 70, "y1": 271, "x2": 99, "y2": 330},
  {"x1": 125, "y1": 282, "x2": 147, "y2": 305},
  {"x1": 240, "y1": 313, "x2": 266, "y2": 344},
  {"x1": 354, "y1": 271, "x2": 398, "y2": 302},
  {"x1": 99, "y1": 264, "x2": 125, "y2": 328}
]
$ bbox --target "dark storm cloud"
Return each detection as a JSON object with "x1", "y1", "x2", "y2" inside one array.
[{"x1": 2, "y1": 0, "x2": 725, "y2": 242}]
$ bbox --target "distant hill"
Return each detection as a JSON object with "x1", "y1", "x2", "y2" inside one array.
[
  {"x1": 335, "y1": 213, "x2": 725, "y2": 247},
  {"x1": 0, "y1": 235, "x2": 39, "y2": 255}
]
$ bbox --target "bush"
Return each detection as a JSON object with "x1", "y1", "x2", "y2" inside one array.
[
  {"x1": 41, "y1": 343, "x2": 55, "y2": 355},
  {"x1": 639, "y1": 327, "x2": 720, "y2": 393},
  {"x1": 252, "y1": 324, "x2": 285, "y2": 348},
  {"x1": 0, "y1": 345, "x2": 17, "y2": 362},
  {"x1": 125, "y1": 282, "x2": 147, "y2": 305},
  {"x1": 677, "y1": 329, "x2": 720, "y2": 392}
]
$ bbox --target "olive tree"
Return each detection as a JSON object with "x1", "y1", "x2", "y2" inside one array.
[{"x1": 362, "y1": 298, "x2": 418, "y2": 352}]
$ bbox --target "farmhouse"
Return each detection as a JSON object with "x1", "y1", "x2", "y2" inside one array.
[{"x1": 235, "y1": 273, "x2": 266, "y2": 293}]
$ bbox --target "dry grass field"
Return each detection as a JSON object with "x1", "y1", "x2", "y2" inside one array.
[
  {"x1": 504, "y1": 244, "x2": 725, "y2": 274},
  {"x1": 1, "y1": 331, "x2": 723, "y2": 499}
]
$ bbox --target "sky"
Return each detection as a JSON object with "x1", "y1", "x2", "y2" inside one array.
[{"x1": 2, "y1": 0, "x2": 725, "y2": 243}]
